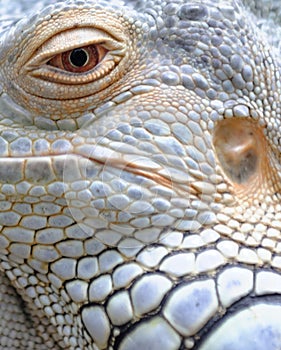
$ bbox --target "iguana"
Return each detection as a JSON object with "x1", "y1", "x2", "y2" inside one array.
[{"x1": 0, "y1": 0, "x2": 281, "y2": 349}]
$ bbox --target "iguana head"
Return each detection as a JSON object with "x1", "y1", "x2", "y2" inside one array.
[{"x1": 0, "y1": 0, "x2": 281, "y2": 349}]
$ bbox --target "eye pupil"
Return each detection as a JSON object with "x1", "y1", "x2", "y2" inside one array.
[{"x1": 69, "y1": 49, "x2": 89, "y2": 67}]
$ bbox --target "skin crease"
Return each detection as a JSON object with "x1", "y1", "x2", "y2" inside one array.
[{"x1": 0, "y1": 0, "x2": 281, "y2": 349}]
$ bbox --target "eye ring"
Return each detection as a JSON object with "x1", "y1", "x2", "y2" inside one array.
[{"x1": 67, "y1": 48, "x2": 91, "y2": 68}]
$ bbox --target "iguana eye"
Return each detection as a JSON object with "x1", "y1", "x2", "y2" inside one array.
[
  {"x1": 27, "y1": 28, "x2": 123, "y2": 85},
  {"x1": 48, "y1": 44, "x2": 108, "y2": 73},
  {"x1": 1, "y1": 14, "x2": 130, "y2": 115}
]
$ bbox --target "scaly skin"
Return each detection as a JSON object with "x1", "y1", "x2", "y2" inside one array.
[{"x1": 0, "y1": 0, "x2": 281, "y2": 349}]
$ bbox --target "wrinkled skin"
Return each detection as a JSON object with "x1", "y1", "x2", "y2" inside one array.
[{"x1": 0, "y1": 0, "x2": 281, "y2": 349}]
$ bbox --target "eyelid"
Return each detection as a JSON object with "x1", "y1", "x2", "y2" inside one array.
[{"x1": 27, "y1": 27, "x2": 123, "y2": 67}]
